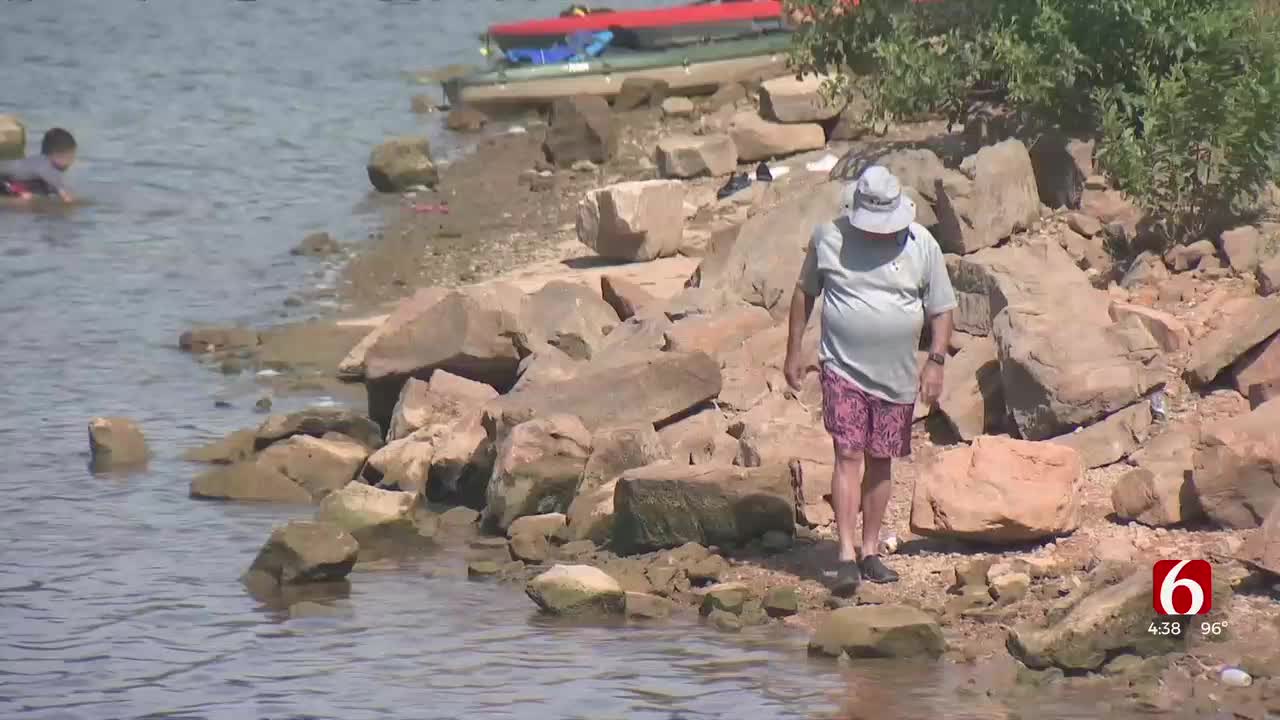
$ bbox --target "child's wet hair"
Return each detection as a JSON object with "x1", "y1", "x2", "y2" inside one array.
[{"x1": 41, "y1": 128, "x2": 77, "y2": 156}]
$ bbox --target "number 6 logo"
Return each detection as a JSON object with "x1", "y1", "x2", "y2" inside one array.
[{"x1": 1152, "y1": 559, "x2": 1213, "y2": 615}]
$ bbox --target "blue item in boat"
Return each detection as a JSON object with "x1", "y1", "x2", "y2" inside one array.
[{"x1": 504, "y1": 30, "x2": 613, "y2": 65}]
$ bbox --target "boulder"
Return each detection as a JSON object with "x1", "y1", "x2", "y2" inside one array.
[
  {"x1": 826, "y1": 96, "x2": 871, "y2": 141},
  {"x1": 735, "y1": 420, "x2": 832, "y2": 468},
  {"x1": 707, "y1": 82, "x2": 747, "y2": 110},
  {"x1": 363, "y1": 285, "x2": 525, "y2": 418},
  {"x1": 660, "y1": 96, "x2": 695, "y2": 118},
  {"x1": 255, "y1": 407, "x2": 383, "y2": 451},
  {"x1": 364, "y1": 433, "x2": 434, "y2": 494},
  {"x1": 1239, "y1": 505, "x2": 1280, "y2": 577},
  {"x1": 316, "y1": 482, "x2": 416, "y2": 533},
  {"x1": 0, "y1": 114, "x2": 24, "y2": 160},
  {"x1": 663, "y1": 306, "x2": 773, "y2": 357},
  {"x1": 178, "y1": 326, "x2": 260, "y2": 353},
  {"x1": 1166, "y1": 239, "x2": 1218, "y2": 272},
  {"x1": 600, "y1": 275, "x2": 656, "y2": 321},
  {"x1": 655, "y1": 134, "x2": 737, "y2": 179},
  {"x1": 1112, "y1": 466, "x2": 1202, "y2": 527},
  {"x1": 910, "y1": 436, "x2": 1083, "y2": 543},
  {"x1": 526, "y1": 564, "x2": 625, "y2": 615},
  {"x1": 243, "y1": 520, "x2": 358, "y2": 587},
  {"x1": 1027, "y1": 133, "x2": 1092, "y2": 210},
  {"x1": 699, "y1": 582, "x2": 749, "y2": 615},
  {"x1": 1230, "y1": 332, "x2": 1280, "y2": 397},
  {"x1": 1191, "y1": 399, "x2": 1280, "y2": 529},
  {"x1": 1220, "y1": 226, "x2": 1262, "y2": 273},
  {"x1": 727, "y1": 112, "x2": 825, "y2": 162},
  {"x1": 1058, "y1": 228, "x2": 1112, "y2": 275},
  {"x1": 485, "y1": 415, "x2": 592, "y2": 531},
  {"x1": 445, "y1": 106, "x2": 488, "y2": 132},
  {"x1": 183, "y1": 428, "x2": 257, "y2": 465},
  {"x1": 1185, "y1": 297, "x2": 1280, "y2": 386},
  {"x1": 190, "y1": 461, "x2": 313, "y2": 503},
  {"x1": 790, "y1": 459, "x2": 835, "y2": 527},
  {"x1": 1008, "y1": 568, "x2": 1227, "y2": 671},
  {"x1": 510, "y1": 533, "x2": 552, "y2": 563},
  {"x1": 613, "y1": 462, "x2": 794, "y2": 553},
  {"x1": 626, "y1": 592, "x2": 675, "y2": 619},
  {"x1": 88, "y1": 417, "x2": 149, "y2": 470},
  {"x1": 255, "y1": 435, "x2": 368, "y2": 500},
  {"x1": 936, "y1": 336, "x2": 1004, "y2": 441},
  {"x1": 388, "y1": 374, "x2": 491, "y2": 442},
  {"x1": 614, "y1": 78, "x2": 668, "y2": 110},
  {"x1": 514, "y1": 280, "x2": 621, "y2": 360},
  {"x1": 508, "y1": 512, "x2": 567, "y2": 540},
  {"x1": 484, "y1": 351, "x2": 722, "y2": 433},
  {"x1": 657, "y1": 407, "x2": 729, "y2": 464},
  {"x1": 565, "y1": 478, "x2": 618, "y2": 543},
  {"x1": 339, "y1": 288, "x2": 449, "y2": 380},
  {"x1": 693, "y1": 181, "x2": 843, "y2": 317},
  {"x1": 1108, "y1": 302, "x2": 1189, "y2": 353},
  {"x1": 1258, "y1": 256, "x2": 1280, "y2": 296},
  {"x1": 291, "y1": 231, "x2": 340, "y2": 257},
  {"x1": 576, "y1": 179, "x2": 686, "y2": 262},
  {"x1": 544, "y1": 95, "x2": 616, "y2": 167},
  {"x1": 763, "y1": 587, "x2": 799, "y2": 618},
  {"x1": 809, "y1": 605, "x2": 946, "y2": 659},
  {"x1": 934, "y1": 139, "x2": 1041, "y2": 255},
  {"x1": 758, "y1": 74, "x2": 840, "y2": 123},
  {"x1": 1251, "y1": 380, "x2": 1280, "y2": 409},
  {"x1": 579, "y1": 424, "x2": 670, "y2": 496},
  {"x1": 367, "y1": 136, "x2": 437, "y2": 192},
  {"x1": 1049, "y1": 402, "x2": 1153, "y2": 469}
]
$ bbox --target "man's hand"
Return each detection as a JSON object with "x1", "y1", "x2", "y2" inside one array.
[
  {"x1": 16, "y1": 191, "x2": 33, "y2": 201},
  {"x1": 58, "y1": 189, "x2": 75, "y2": 204},
  {"x1": 784, "y1": 353, "x2": 806, "y2": 392},
  {"x1": 919, "y1": 361, "x2": 944, "y2": 406}
]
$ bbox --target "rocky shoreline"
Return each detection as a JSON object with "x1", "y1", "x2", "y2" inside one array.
[{"x1": 88, "y1": 74, "x2": 1280, "y2": 717}]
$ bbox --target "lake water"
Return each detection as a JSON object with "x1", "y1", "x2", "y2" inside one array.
[{"x1": 1, "y1": 2, "x2": 1139, "y2": 718}]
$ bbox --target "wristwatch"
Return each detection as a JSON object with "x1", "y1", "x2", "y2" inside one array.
[{"x1": 927, "y1": 352, "x2": 947, "y2": 366}]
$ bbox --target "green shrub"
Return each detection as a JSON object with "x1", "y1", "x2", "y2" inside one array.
[{"x1": 787, "y1": 0, "x2": 1280, "y2": 244}]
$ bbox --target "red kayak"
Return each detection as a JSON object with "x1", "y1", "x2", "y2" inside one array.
[{"x1": 489, "y1": 1, "x2": 785, "y2": 50}]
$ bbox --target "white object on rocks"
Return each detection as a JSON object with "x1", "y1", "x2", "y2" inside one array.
[
  {"x1": 769, "y1": 165, "x2": 791, "y2": 178},
  {"x1": 805, "y1": 153, "x2": 839, "y2": 173},
  {"x1": 508, "y1": 126, "x2": 528, "y2": 135},
  {"x1": 1219, "y1": 667, "x2": 1252, "y2": 687},
  {"x1": 880, "y1": 533, "x2": 900, "y2": 555}
]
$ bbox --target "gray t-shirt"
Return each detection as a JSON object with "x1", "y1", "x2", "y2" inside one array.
[
  {"x1": 0, "y1": 155, "x2": 68, "y2": 194},
  {"x1": 798, "y1": 219, "x2": 958, "y2": 404}
]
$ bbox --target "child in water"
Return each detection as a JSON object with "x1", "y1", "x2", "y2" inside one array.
[{"x1": 0, "y1": 127, "x2": 77, "y2": 203}]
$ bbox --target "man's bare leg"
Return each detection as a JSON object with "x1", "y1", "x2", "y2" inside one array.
[
  {"x1": 831, "y1": 448, "x2": 865, "y2": 563},
  {"x1": 859, "y1": 456, "x2": 899, "y2": 583}
]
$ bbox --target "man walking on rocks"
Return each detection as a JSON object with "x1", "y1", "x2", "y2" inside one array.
[{"x1": 784, "y1": 165, "x2": 956, "y2": 595}]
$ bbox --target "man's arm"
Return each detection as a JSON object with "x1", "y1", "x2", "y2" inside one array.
[
  {"x1": 783, "y1": 285, "x2": 815, "y2": 391},
  {"x1": 927, "y1": 310, "x2": 953, "y2": 359}
]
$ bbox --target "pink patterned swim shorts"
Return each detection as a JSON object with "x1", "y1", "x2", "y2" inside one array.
[{"x1": 819, "y1": 364, "x2": 914, "y2": 458}]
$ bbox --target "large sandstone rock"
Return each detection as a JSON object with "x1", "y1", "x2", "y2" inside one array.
[
  {"x1": 1109, "y1": 302, "x2": 1190, "y2": 353},
  {"x1": 1050, "y1": 402, "x2": 1153, "y2": 469},
  {"x1": 579, "y1": 424, "x2": 670, "y2": 496},
  {"x1": 566, "y1": 479, "x2": 619, "y2": 543},
  {"x1": 316, "y1": 482, "x2": 416, "y2": 534},
  {"x1": 758, "y1": 74, "x2": 841, "y2": 123},
  {"x1": 790, "y1": 459, "x2": 834, "y2": 528},
  {"x1": 514, "y1": 280, "x2": 621, "y2": 360},
  {"x1": 0, "y1": 115, "x2": 24, "y2": 160},
  {"x1": 613, "y1": 462, "x2": 794, "y2": 553},
  {"x1": 255, "y1": 407, "x2": 383, "y2": 451},
  {"x1": 243, "y1": 520, "x2": 358, "y2": 587},
  {"x1": 614, "y1": 78, "x2": 668, "y2": 110},
  {"x1": 339, "y1": 288, "x2": 449, "y2": 379},
  {"x1": 934, "y1": 139, "x2": 1041, "y2": 255},
  {"x1": 663, "y1": 306, "x2": 773, "y2": 357},
  {"x1": 1112, "y1": 466, "x2": 1202, "y2": 528},
  {"x1": 693, "y1": 181, "x2": 843, "y2": 318},
  {"x1": 526, "y1": 564, "x2": 625, "y2": 615},
  {"x1": 936, "y1": 337, "x2": 1004, "y2": 441},
  {"x1": 910, "y1": 436, "x2": 1083, "y2": 543},
  {"x1": 190, "y1": 461, "x2": 314, "y2": 503},
  {"x1": 1028, "y1": 133, "x2": 1092, "y2": 210},
  {"x1": 484, "y1": 351, "x2": 722, "y2": 433},
  {"x1": 576, "y1": 180, "x2": 686, "y2": 262},
  {"x1": 1191, "y1": 399, "x2": 1280, "y2": 529},
  {"x1": 544, "y1": 95, "x2": 616, "y2": 167},
  {"x1": 485, "y1": 415, "x2": 592, "y2": 531},
  {"x1": 727, "y1": 112, "x2": 825, "y2": 162},
  {"x1": 182, "y1": 428, "x2": 257, "y2": 465},
  {"x1": 1259, "y1": 256, "x2": 1280, "y2": 296},
  {"x1": 255, "y1": 435, "x2": 368, "y2": 500},
  {"x1": 1240, "y1": 506, "x2": 1280, "y2": 577},
  {"x1": 387, "y1": 372, "x2": 496, "y2": 442},
  {"x1": 1008, "y1": 568, "x2": 1228, "y2": 671},
  {"x1": 1220, "y1": 225, "x2": 1262, "y2": 273},
  {"x1": 1230, "y1": 332, "x2": 1280, "y2": 397},
  {"x1": 657, "y1": 407, "x2": 732, "y2": 464},
  {"x1": 656, "y1": 134, "x2": 737, "y2": 179},
  {"x1": 365, "y1": 432, "x2": 434, "y2": 494},
  {"x1": 367, "y1": 136, "x2": 437, "y2": 192},
  {"x1": 735, "y1": 419, "x2": 832, "y2": 468},
  {"x1": 809, "y1": 605, "x2": 946, "y2": 659},
  {"x1": 1185, "y1": 297, "x2": 1280, "y2": 386},
  {"x1": 88, "y1": 417, "x2": 149, "y2": 470},
  {"x1": 600, "y1": 275, "x2": 656, "y2": 321}
]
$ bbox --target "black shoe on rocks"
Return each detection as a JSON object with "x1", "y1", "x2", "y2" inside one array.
[
  {"x1": 755, "y1": 161, "x2": 773, "y2": 182},
  {"x1": 860, "y1": 555, "x2": 899, "y2": 584},
  {"x1": 716, "y1": 172, "x2": 751, "y2": 200},
  {"x1": 831, "y1": 561, "x2": 861, "y2": 597}
]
